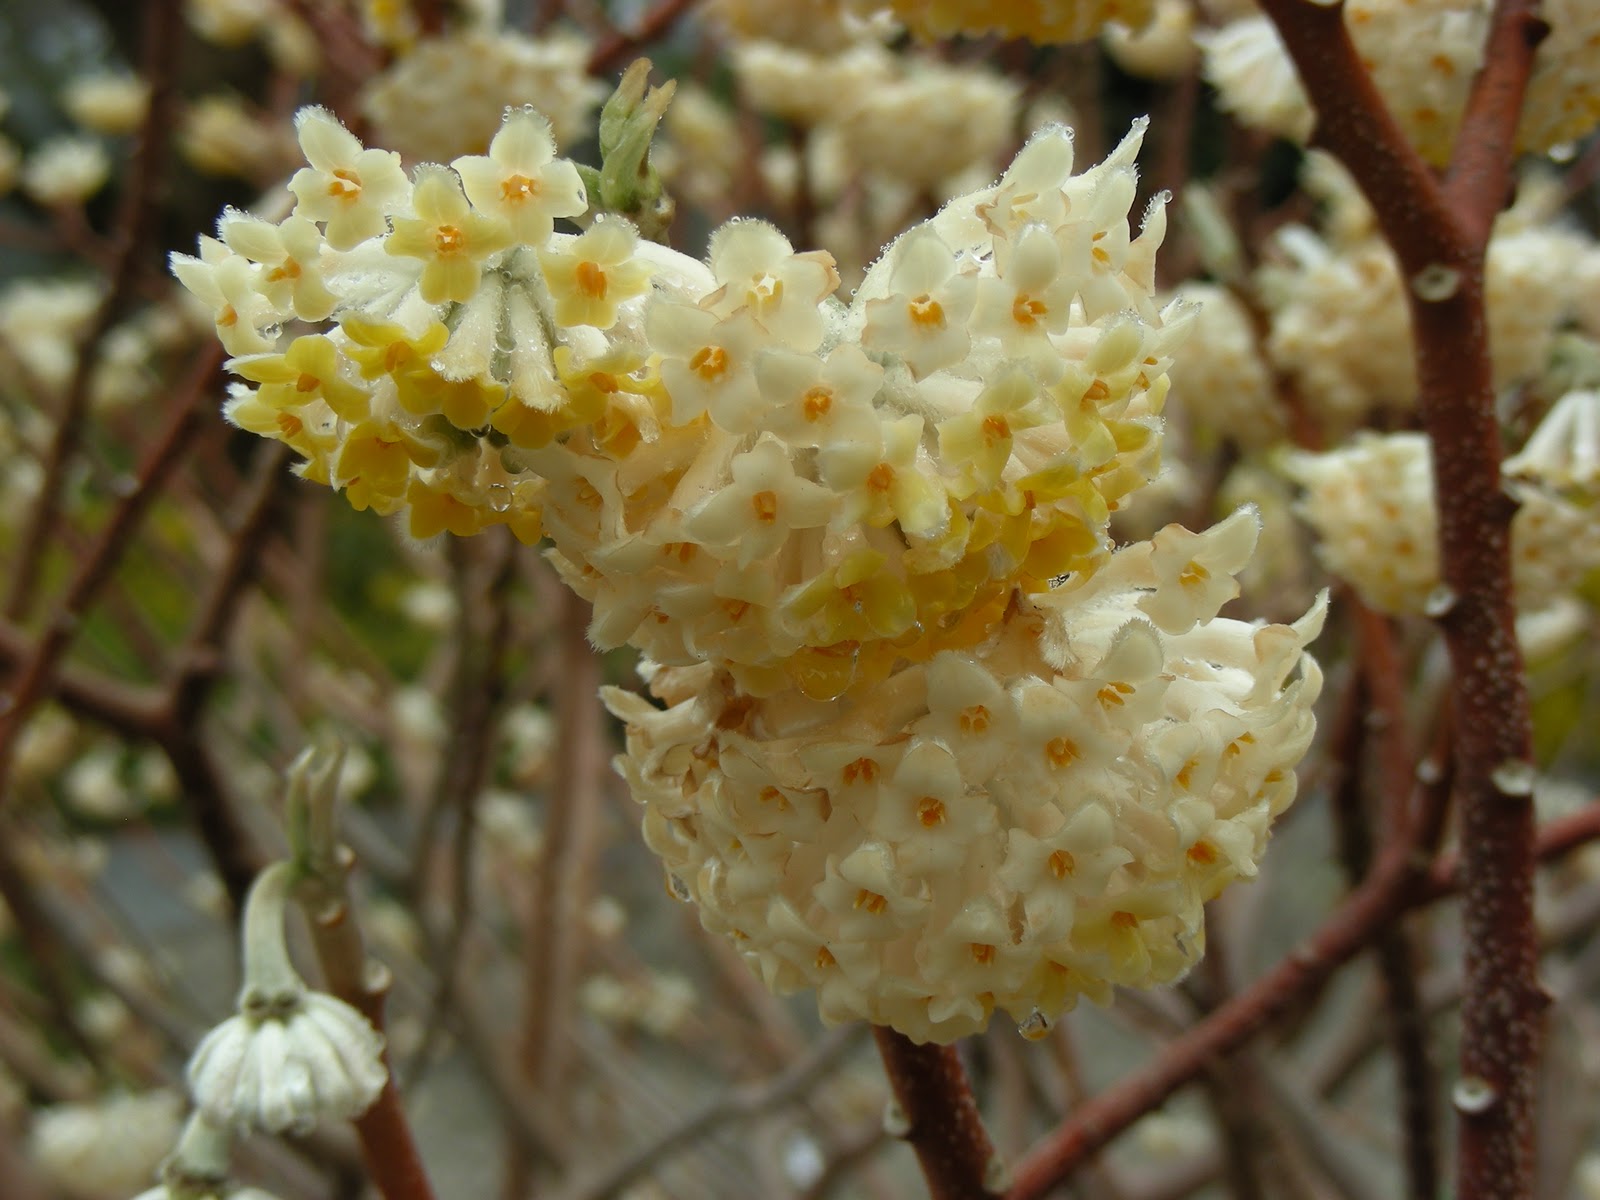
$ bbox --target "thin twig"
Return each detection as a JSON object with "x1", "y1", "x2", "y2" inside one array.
[{"x1": 562, "y1": 1025, "x2": 865, "y2": 1200}]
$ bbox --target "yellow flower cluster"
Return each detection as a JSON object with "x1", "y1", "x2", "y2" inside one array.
[{"x1": 177, "y1": 106, "x2": 1182, "y2": 701}]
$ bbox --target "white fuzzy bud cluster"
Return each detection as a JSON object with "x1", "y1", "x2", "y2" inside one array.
[
  {"x1": 1287, "y1": 393, "x2": 1600, "y2": 617},
  {"x1": 1202, "y1": 0, "x2": 1600, "y2": 166},
  {"x1": 607, "y1": 512, "x2": 1323, "y2": 1043},
  {"x1": 27, "y1": 1091, "x2": 184, "y2": 1198},
  {"x1": 187, "y1": 989, "x2": 388, "y2": 1135}
]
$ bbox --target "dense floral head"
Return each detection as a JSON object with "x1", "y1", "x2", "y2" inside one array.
[
  {"x1": 175, "y1": 105, "x2": 1182, "y2": 701},
  {"x1": 606, "y1": 514, "x2": 1325, "y2": 1042}
]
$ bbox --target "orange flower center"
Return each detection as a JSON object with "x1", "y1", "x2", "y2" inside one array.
[
  {"x1": 802, "y1": 385, "x2": 833, "y2": 421},
  {"x1": 750, "y1": 490, "x2": 779, "y2": 523},
  {"x1": 958, "y1": 704, "x2": 990, "y2": 734},
  {"x1": 434, "y1": 225, "x2": 465, "y2": 256},
  {"x1": 866, "y1": 462, "x2": 895, "y2": 494},
  {"x1": 500, "y1": 173, "x2": 540, "y2": 203},
  {"x1": 328, "y1": 168, "x2": 362, "y2": 200},
  {"x1": 908, "y1": 294, "x2": 945, "y2": 328},
  {"x1": 1048, "y1": 849, "x2": 1075, "y2": 878},
  {"x1": 576, "y1": 260, "x2": 608, "y2": 299},
  {"x1": 689, "y1": 345, "x2": 728, "y2": 381},
  {"x1": 916, "y1": 796, "x2": 945, "y2": 827}
]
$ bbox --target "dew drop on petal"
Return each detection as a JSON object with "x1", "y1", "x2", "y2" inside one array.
[
  {"x1": 1017, "y1": 1009, "x2": 1053, "y2": 1040},
  {"x1": 882, "y1": 1099, "x2": 911, "y2": 1138}
]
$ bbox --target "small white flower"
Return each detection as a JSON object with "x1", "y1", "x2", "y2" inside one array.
[
  {"x1": 187, "y1": 987, "x2": 387, "y2": 1134},
  {"x1": 453, "y1": 106, "x2": 587, "y2": 247},
  {"x1": 22, "y1": 135, "x2": 111, "y2": 206},
  {"x1": 287, "y1": 107, "x2": 410, "y2": 250}
]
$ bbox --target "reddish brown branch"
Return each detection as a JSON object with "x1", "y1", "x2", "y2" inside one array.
[
  {"x1": 874, "y1": 1027, "x2": 1002, "y2": 1200},
  {"x1": 1256, "y1": 2, "x2": 1547, "y2": 1195},
  {"x1": 587, "y1": 0, "x2": 700, "y2": 75}
]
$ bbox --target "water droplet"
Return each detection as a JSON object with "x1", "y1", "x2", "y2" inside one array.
[
  {"x1": 1416, "y1": 757, "x2": 1444, "y2": 785},
  {"x1": 882, "y1": 1099, "x2": 911, "y2": 1138},
  {"x1": 109, "y1": 474, "x2": 139, "y2": 498},
  {"x1": 983, "y1": 1154, "x2": 1013, "y2": 1193},
  {"x1": 1423, "y1": 585, "x2": 1457, "y2": 618},
  {"x1": 487, "y1": 482, "x2": 511, "y2": 513},
  {"x1": 1017, "y1": 1009, "x2": 1053, "y2": 1041},
  {"x1": 666, "y1": 874, "x2": 691, "y2": 901},
  {"x1": 1411, "y1": 264, "x2": 1462, "y2": 302},
  {"x1": 1452, "y1": 1075, "x2": 1498, "y2": 1114},
  {"x1": 1549, "y1": 142, "x2": 1578, "y2": 163},
  {"x1": 1491, "y1": 759, "x2": 1536, "y2": 797}
]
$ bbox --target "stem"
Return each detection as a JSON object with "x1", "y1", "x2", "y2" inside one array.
[
  {"x1": 873, "y1": 1027, "x2": 1002, "y2": 1200},
  {"x1": 1256, "y1": 2, "x2": 1547, "y2": 1195},
  {"x1": 241, "y1": 861, "x2": 304, "y2": 999}
]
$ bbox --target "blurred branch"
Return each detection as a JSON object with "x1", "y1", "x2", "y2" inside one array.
[
  {"x1": 588, "y1": 0, "x2": 700, "y2": 75},
  {"x1": 5, "y1": 0, "x2": 183, "y2": 621},
  {"x1": 562, "y1": 1025, "x2": 865, "y2": 1200}
]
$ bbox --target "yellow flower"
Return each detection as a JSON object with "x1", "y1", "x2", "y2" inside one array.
[
  {"x1": 288, "y1": 107, "x2": 410, "y2": 250},
  {"x1": 339, "y1": 318, "x2": 449, "y2": 381},
  {"x1": 386, "y1": 166, "x2": 512, "y2": 304},
  {"x1": 539, "y1": 218, "x2": 654, "y2": 330},
  {"x1": 230, "y1": 334, "x2": 369, "y2": 420},
  {"x1": 336, "y1": 420, "x2": 440, "y2": 512},
  {"x1": 407, "y1": 480, "x2": 486, "y2": 539}
]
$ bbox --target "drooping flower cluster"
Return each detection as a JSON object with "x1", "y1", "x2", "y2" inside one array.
[
  {"x1": 1201, "y1": 0, "x2": 1600, "y2": 166},
  {"x1": 179, "y1": 98, "x2": 1326, "y2": 1042},
  {"x1": 608, "y1": 513, "x2": 1323, "y2": 1042}
]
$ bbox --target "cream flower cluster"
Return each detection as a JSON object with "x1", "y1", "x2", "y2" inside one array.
[
  {"x1": 177, "y1": 108, "x2": 1183, "y2": 701},
  {"x1": 731, "y1": 40, "x2": 1021, "y2": 190},
  {"x1": 1202, "y1": 0, "x2": 1600, "y2": 166},
  {"x1": 360, "y1": 27, "x2": 604, "y2": 162},
  {"x1": 183, "y1": 102, "x2": 1329, "y2": 1043},
  {"x1": 1259, "y1": 214, "x2": 1589, "y2": 434},
  {"x1": 1164, "y1": 283, "x2": 1282, "y2": 449},
  {"x1": 1286, "y1": 392, "x2": 1600, "y2": 617},
  {"x1": 607, "y1": 511, "x2": 1324, "y2": 1043},
  {"x1": 845, "y1": 0, "x2": 1158, "y2": 43}
]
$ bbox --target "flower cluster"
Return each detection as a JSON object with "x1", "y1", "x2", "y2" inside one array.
[
  {"x1": 846, "y1": 0, "x2": 1158, "y2": 44},
  {"x1": 177, "y1": 106, "x2": 1185, "y2": 702},
  {"x1": 1286, "y1": 391, "x2": 1600, "y2": 619},
  {"x1": 1202, "y1": 0, "x2": 1600, "y2": 166},
  {"x1": 181, "y1": 98, "x2": 1326, "y2": 1042},
  {"x1": 607, "y1": 512, "x2": 1323, "y2": 1042}
]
